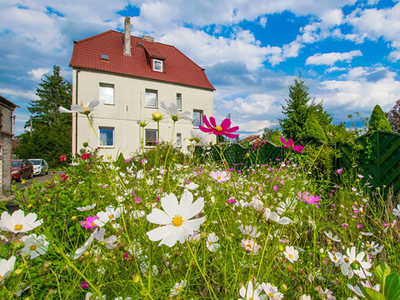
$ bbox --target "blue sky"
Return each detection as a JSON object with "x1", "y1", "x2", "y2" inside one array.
[{"x1": 1, "y1": 0, "x2": 400, "y2": 137}]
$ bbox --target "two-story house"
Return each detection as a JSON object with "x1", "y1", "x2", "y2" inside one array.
[
  {"x1": 69, "y1": 17, "x2": 215, "y2": 159},
  {"x1": 0, "y1": 94, "x2": 17, "y2": 195}
]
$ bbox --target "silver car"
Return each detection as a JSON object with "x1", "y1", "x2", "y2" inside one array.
[{"x1": 28, "y1": 159, "x2": 49, "y2": 176}]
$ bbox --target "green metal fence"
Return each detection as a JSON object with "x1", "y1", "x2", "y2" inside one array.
[{"x1": 197, "y1": 130, "x2": 400, "y2": 195}]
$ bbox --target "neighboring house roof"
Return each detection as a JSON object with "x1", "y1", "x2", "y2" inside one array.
[
  {"x1": 240, "y1": 135, "x2": 260, "y2": 144},
  {"x1": 69, "y1": 30, "x2": 215, "y2": 91},
  {"x1": 0, "y1": 94, "x2": 18, "y2": 110}
]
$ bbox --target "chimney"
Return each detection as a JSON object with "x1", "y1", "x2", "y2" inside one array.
[
  {"x1": 124, "y1": 17, "x2": 131, "y2": 56},
  {"x1": 142, "y1": 35, "x2": 155, "y2": 43}
]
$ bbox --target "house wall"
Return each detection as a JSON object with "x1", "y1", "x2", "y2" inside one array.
[
  {"x1": 0, "y1": 103, "x2": 14, "y2": 195},
  {"x1": 72, "y1": 69, "x2": 215, "y2": 159}
]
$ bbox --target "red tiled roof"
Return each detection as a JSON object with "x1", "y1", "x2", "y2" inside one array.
[
  {"x1": 69, "y1": 30, "x2": 215, "y2": 91},
  {"x1": 0, "y1": 94, "x2": 18, "y2": 109}
]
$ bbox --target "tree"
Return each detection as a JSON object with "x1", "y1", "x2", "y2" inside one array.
[
  {"x1": 269, "y1": 128, "x2": 283, "y2": 146},
  {"x1": 279, "y1": 74, "x2": 332, "y2": 141},
  {"x1": 368, "y1": 104, "x2": 391, "y2": 132},
  {"x1": 386, "y1": 99, "x2": 400, "y2": 132},
  {"x1": 15, "y1": 66, "x2": 72, "y2": 167},
  {"x1": 300, "y1": 114, "x2": 326, "y2": 142}
]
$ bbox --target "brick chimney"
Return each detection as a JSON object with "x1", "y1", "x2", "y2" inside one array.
[{"x1": 124, "y1": 17, "x2": 131, "y2": 56}]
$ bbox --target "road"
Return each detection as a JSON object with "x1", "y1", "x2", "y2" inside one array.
[{"x1": 12, "y1": 171, "x2": 65, "y2": 191}]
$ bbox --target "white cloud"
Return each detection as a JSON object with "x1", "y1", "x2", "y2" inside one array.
[
  {"x1": 325, "y1": 66, "x2": 347, "y2": 73},
  {"x1": 320, "y1": 8, "x2": 343, "y2": 27},
  {"x1": 389, "y1": 50, "x2": 400, "y2": 62},
  {"x1": 0, "y1": 88, "x2": 36, "y2": 100},
  {"x1": 305, "y1": 50, "x2": 362, "y2": 66},
  {"x1": 28, "y1": 68, "x2": 50, "y2": 80},
  {"x1": 259, "y1": 16, "x2": 268, "y2": 28}
]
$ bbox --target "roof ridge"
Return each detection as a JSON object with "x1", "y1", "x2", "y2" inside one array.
[{"x1": 74, "y1": 30, "x2": 115, "y2": 44}]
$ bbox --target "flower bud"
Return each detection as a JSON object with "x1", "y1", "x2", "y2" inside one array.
[
  {"x1": 152, "y1": 112, "x2": 162, "y2": 122},
  {"x1": 14, "y1": 269, "x2": 23, "y2": 275}
]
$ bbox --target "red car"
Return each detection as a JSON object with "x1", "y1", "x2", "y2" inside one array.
[{"x1": 12, "y1": 159, "x2": 34, "y2": 181}]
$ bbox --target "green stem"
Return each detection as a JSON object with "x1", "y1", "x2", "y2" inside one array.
[{"x1": 161, "y1": 121, "x2": 176, "y2": 192}]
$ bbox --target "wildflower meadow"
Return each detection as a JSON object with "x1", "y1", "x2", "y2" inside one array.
[{"x1": 1, "y1": 100, "x2": 400, "y2": 300}]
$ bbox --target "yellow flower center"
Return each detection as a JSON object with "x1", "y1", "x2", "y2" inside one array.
[
  {"x1": 177, "y1": 286, "x2": 182, "y2": 291},
  {"x1": 249, "y1": 298, "x2": 254, "y2": 300},
  {"x1": 215, "y1": 126, "x2": 222, "y2": 131},
  {"x1": 109, "y1": 214, "x2": 114, "y2": 219},
  {"x1": 14, "y1": 224, "x2": 23, "y2": 231},
  {"x1": 344, "y1": 257, "x2": 350, "y2": 263},
  {"x1": 209, "y1": 241, "x2": 213, "y2": 246},
  {"x1": 91, "y1": 222, "x2": 96, "y2": 227},
  {"x1": 334, "y1": 257, "x2": 337, "y2": 261},
  {"x1": 217, "y1": 176, "x2": 222, "y2": 180},
  {"x1": 80, "y1": 103, "x2": 88, "y2": 110},
  {"x1": 0, "y1": 275, "x2": 2, "y2": 280},
  {"x1": 289, "y1": 254, "x2": 293, "y2": 259},
  {"x1": 172, "y1": 215, "x2": 183, "y2": 227},
  {"x1": 30, "y1": 245, "x2": 37, "y2": 251},
  {"x1": 247, "y1": 244, "x2": 252, "y2": 249},
  {"x1": 269, "y1": 293, "x2": 274, "y2": 298}
]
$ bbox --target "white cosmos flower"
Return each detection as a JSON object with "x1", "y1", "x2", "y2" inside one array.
[
  {"x1": 0, "y1": 210, "x2": 43, "y2": 233},
  {"x1": 328, "y1": 251, "x2": 343, "y2": 267},
  {"x1": 58, "y1": 99, "x2": 105, "y2": 115},
  {"x1": 299, "y1": 295, "x2": 311, "y2": 300},
  {"x1": 146, "y1": 190, "x2": 205, "y2": 247},
  {"x1": 74, "y1": 231, "x2": 96, "y2": 259},
  {"x1": 261, "y1": 282, "x2": 283, "y2": 300},
  {"x1": 250, "y1": 195, "x2": 264, "y2": 212},
  {"x1": 267, "y1": 211, "x2": 292, "y2": 225},
  {"x1": 210, "y1": 170, "x2": 231, "y2": 183},
  {"x1": 206, "y1": 232, "x2": 220, "y2": 252},
  {"x1": 77, "y1": 203, "x2": 97, "y2": 211},
  {"x1": 94, "y1": 206, "x2": 121, "y2": 227},
  {"x1": 324, "y1": 231, "x2": 341, "y2": 242},
  {"x1": 93, "y1": 228, "x2": 118, "y2": 249},
  {"x1": 0, "y1": 256, "x2": 16, "y2": 282},
  {"x1": 160, "y1": 101, "x2": 193, "y2": 122},
  {"x1": 189, "y1": 129, "x2": 208, "y2": 144},
  {"x1": 184, "y1": 182, "x2": 199, "y2": 191},
  {"x1": 170, "y1": 280, "x2": 187, "y2": 297},
  {"x1": 284, "y1": 246, "x2": 299, "y2": 263},
  {"x1": 21, "y1": 234, "x2": 49, "y2": 259},
  {"x1": 239, "y1": 281, "x2": 266, "y2": 300},
  {"x1": 393, "y1": 204, "x2": 400, "y2": 217}
]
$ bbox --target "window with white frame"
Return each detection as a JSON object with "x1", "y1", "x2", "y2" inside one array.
[
  {"x1": 99, "y1": 127, "x2": 114, "y2": 147},
  {"x1": 153, "y1": 59, "x2": 163, "y2": 72},
  {"x1": 145, "y1": 129, "x2": 158, "y2": 146},
  {"x1": 176, "y1": 93, "x2": 182, "y2": 111},
  {"x1": 176, "y1": 133, "x2": 182, "y2": 147},
  {"x1": 145, "y1": 89, "x2": 158, "y2": 108},
  {"x1": 193, "y1": 110, "x2": 203, "y2": 127},
  {"x1": 99, "y1": 83, "x2": 114, "y2": 105}
]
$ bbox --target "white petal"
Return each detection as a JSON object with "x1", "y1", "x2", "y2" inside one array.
[
  {"x1": 146, "y1": 225, "x2": 174, "y2": 242},
  {"x1": 160, "y1": 101, "x2": 168, "y2": 113},
  {"x1": 183, "y1": 217, "x2": 205, "y2": 232},
  {"x1": 70, "y1": 105, "x2": 86, "y2": 112},
  {"x1": 161, "y1": 193, "x2": 179, "y2": 218},
  {"x1": 58, "y1": 106, "x2": 74, "y2": 113},
  {"x1": 88, "y1": 99, "x2": 101, "y2": 110},
  {"x1": 147, "y1": 209, "x2": 171, "y2": 225},
  {"x1": 178, "y1": 190, "x2": 193, "y2": 216}
]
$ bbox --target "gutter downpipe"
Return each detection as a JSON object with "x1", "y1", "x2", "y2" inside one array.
[{"x1": 75, "y1": 69, "x2": 80, "y2": 155}]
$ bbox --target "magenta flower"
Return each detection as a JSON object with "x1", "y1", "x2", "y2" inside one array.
[
  {"x1": 81, "y1": 215, "x2": 99, "y2": 229},
  {"x1": 280, "y1": 136, "x2": 305, "y2": 153},
  {"x1": 298, "y1": 192, "x2": 320, "y2": 205},
  {"x1": 337, "y1": 168, "x2": 343, "y2": 174},
  {"x1": 199, "y1": 116, "x2": 239, "y2": 139},
  {"x1": 81, "y1": 281, "x2": 89, "y2": 289}
]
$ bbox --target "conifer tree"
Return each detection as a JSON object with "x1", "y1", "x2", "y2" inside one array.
[
  {"x1": 15, "y1": 66, "x2": 72, "y2": 167},
  {"x1": 300, "y1": 115, "x2": 326, "y2": 141},
  {"x1": 368, "y1": 104, "x2": 391, "y2": 132}
]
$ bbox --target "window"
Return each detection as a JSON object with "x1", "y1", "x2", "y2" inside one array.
[
  {"x1": 193, "y1": 110, "x2": 203, "y2": 127},
  {"x1": 99, "y1": 127, "x2": 114, "y2": 147},
  {"x1": 145, "y1": 89, "x2": 158, "y2": 108},
  {"x1": 176, "y1": 93, "x2": 182, "y2": 111},
  {"x1": 176, "y1": 133, "x2": 182, "y2": 147},
  {"x1": 153, "y1": 59, "x2": 163, "y2": 72},
  {"x1": 145, "y1": 129, "x2": 158, "y2": 147},
  {"x1": 99, "y1": 83, "x2": 114, "y2": 105}
]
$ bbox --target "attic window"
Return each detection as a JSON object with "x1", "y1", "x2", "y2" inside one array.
[
  {"x1": 153, "y1": 59, "x2": 163, "y2": 72},
  {"x1": 101, "y1": 54, "x2": 109, "y2": 61}
]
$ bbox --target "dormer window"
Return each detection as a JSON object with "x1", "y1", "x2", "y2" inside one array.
[{"x1": 153, "y1": 59, "x2": 163, "y2": 72}]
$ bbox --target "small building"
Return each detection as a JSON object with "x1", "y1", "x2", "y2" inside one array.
[
  {"x1": 0, "y1": 95, "x2": 18, "y2": 195},
  {"x1": 69, "y1": 17, "x2": 215, "y2": 159}
]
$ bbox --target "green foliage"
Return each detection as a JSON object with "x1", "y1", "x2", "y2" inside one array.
[
  {"x1": 386, "y1": 99, "x2": 400, "y2": 132},
  {"x1": 14, "y1": 66, "x2": 72, "y2": 167},
  {"x1": 270, "y1": 128, "x2": 283, "y2": 146},
  {"x1": 361, "y1": 263, "x2": 400, "y2": 300},
  {"x1": 369, "y1": 104, "x2": 391, "y2": 132},
  {"x1": 280, "y1": 73, "x2": 332, "y2": 141},
  {"x1": 300, "y1": 114, "x2": 326, "y2": 142}
]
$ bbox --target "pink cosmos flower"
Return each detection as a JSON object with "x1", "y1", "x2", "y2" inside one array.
[
  {"x1": 210, "y1": 170, "x2": 231, "y2": 183},
  {"x1": 81, "y1": 216, "x2": 99, "y2": 229},
  {"x1": 241, "y1": 238, "x2": 261, "y2": 253},
  {"x1": 280, "y1": 136, "x2": 305, "y2": 153},
  {"x1": 337, "y1": 169, "x2": 343, "y2": 174},
  {"x1": 298, "y1": 192, "x2": 320, "y2": 205},
  {"x1": 60, "y1": 155, "x2": 67, "y2": 162},
  {"x1": 199, "y1": 116, "x2": 239, "y2": 139}
]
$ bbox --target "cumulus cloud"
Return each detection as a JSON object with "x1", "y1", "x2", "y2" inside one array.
[
  {"x1": 305, "y1": 50, "x2": 362, "y2": 66},
  {"x1": 28, "y1": 68, "x2": 50, "y2": 80}
]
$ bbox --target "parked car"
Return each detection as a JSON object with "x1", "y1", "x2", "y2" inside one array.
[
  {"x1": 11, "y1": 159, "x2": 34, "y2": 181},
  {"x1": 28, "y1": 159, "x2": 49, "y2": 176}
]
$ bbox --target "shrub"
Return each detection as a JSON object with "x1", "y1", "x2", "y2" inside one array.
[
  {"x1": 369, "y1": 104, "x2": 391, "y2": 131},
  {"x1": 300, "y1": 114, "x2": 326, "y2": 142}
]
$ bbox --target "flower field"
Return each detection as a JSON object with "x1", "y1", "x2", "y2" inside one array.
[{"x1": 1, "y1": 104, "x2": 400, "y2": 299}]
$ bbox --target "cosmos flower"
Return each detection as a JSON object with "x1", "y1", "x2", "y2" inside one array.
[
  {"x1": 393, "y1": 204, "x2": 400, "y2": 217},
  {"x1": 206, "y1": 232, "x2": 220, "y2": 252},
  {"x1": 170, "y1": 280, "x2": 187, "y2": 297},
  {"x1": 189, "y1": 129, "x2": 208, "y2": 144},
  {"x1": 146, "y1": 190, "x2": 205, "y2": 247},
  {"x1": 93, "y1": 206, "x2": 122, "y2": 227},
  {"x1": 239, "y1": 281, "x2": 265, "y2": 300},
  {"x1": 324, "y1": 231, "x2": 341, "y2": 242},
  {"x1": 58, "y1": 99, "x2": 105, "y2": 115},
  {"x1": 199, "y1": 115, "x2": 239, "y2": 139},
  {"x1": 284, "y1": 246, "x2": 299, "y2": 263},
  {"x1": 210, "y1": 170, "x2": 231, "y2": 183},
  {"x1": 261, "y1": 282, "x2": 283, "y2": 300},
  {"x1": 77, "y1": 204, "x2": 97, "y2": 212},
  {"x1": 0, "y1": 210, "x2": 43, "y2": 233},
  {"x1": 241, "y1": 238, "x2": 261, "y2": 253},
  {"x1": 0, "y1": 256, "x2": 16, "y2": 282},
  {"x1": 81, "y1": 216, "x2": 100, "y2": 229},
  {"x1": 21, "y1": 234, "x2": 49, "y2": 259},
  {"x1": 160, "y1": 101, "x2": 193, "y2": 122},
  {"x1": 298, "y1": 192, "x2": 320, "y2": 205},
  {"x1": 280, "y1": 136, "x2": 305, "y2": 153}
]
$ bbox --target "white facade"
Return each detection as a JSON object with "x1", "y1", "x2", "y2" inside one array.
[{"x1": 72, "y1": 69, "x2": 214, "y2": 159}]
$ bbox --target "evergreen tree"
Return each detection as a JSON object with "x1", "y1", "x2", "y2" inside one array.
[
  {"x1": 300, "y1": 115, "x2": 326, "y2": 141},
  {"x1": 368, "y1": 104, "x2": 391, "y2": 132},
  {"x1": 15, "y1": 66, "x2": 72, "y2": 167},
  {"x1": 385, "y1": 99, "x2": 400, "y2": 133},
  {"x1": 279, "y1": 74, "x2": 332, "y2": 141},
  {"x1": 269, "y1": 128, "x2": 283, "y2": 146}
]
